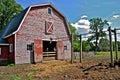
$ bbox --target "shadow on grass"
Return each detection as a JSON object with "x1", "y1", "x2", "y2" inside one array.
[{"x1": 0, "y1": 62, "x2": 15, "y2": 66}]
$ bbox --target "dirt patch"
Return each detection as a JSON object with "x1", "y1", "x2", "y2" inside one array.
[{"x1": 0, "y1": 56, "x2": 120, "y2": 80}]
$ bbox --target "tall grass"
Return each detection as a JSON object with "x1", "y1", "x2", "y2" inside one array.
[{"x1": 95, "y1": 52, "x2": 120, "y2": 58}]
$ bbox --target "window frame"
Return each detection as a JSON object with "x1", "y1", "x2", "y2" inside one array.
[
  {"x1": 48, "y1": 7, "x2": 52, "y2": 15},
  {"x1": 0, "y1": 48, "x2": 1, "y2": 55},
  {"x1": 9, "y1": 44, "x2": 13, "y2": 53}
]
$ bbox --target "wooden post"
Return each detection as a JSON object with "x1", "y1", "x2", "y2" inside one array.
[
  {"x1": 80, "y1": 35, "x2": 82, "y2": 63},
  {"x1": 71, "y1": 34, "x2": 74, "y2": 64},
  {"x1": 108, "y1": 27, "x2": 114, "y2": 67},
  {"x1": 114, "y1": 28, "x2": 118, "y2": 60}
]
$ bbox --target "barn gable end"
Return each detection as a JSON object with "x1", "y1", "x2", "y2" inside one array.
[{"x1": 0, "y1": 3, "x2": 71, "y2": 64}]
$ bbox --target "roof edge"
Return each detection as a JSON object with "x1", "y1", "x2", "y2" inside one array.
[
  {"x1": 4, "y1": 6, "x2": 31, "y2": 39},
  {"x1": 4, "y1": 33, "x2": 14, "y2": 39},
  {"x1": 4, "y1": 3, "x2": 71, "y2": 38},
  {"x1": 13, "y1": 6, "x2": 31, "y2": 34}
]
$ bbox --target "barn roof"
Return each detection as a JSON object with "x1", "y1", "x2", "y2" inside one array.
[
  {"x1": 0, "y1": 8, "x2": 28, "y2": 44},
  {"x1": 0, "y1": 3, "x2": 71, "y2": 44}
]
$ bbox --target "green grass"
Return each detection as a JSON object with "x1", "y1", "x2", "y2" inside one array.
[
  {"x1": 10, "y1": 75, "x2": 21, "y2": 80},
  {"x1": 95, "y1": 52, "x2": 120, "y2": 58},
  {"x1": 0, "y1": 76, "x2": 3, "y2": 80}
]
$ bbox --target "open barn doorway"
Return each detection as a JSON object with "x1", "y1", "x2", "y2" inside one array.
[{"x1": 43, "y1": 40, "x2": 57, "y2": 60}]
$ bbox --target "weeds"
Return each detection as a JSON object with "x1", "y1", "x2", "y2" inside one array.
[{"x1": 10, "y1": 75, "x2": 21, "y2": 80}]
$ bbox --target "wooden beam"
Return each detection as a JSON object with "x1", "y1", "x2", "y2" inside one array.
[
  {"x1": 79, "y1": 35, "x2": 82, "y2": 63},
  {"x1": 108, "y1": 27, "x2": 114, "y2": 67},
  {"x1": 114, "y1": 28, "x2": 118, "y2": 60}
]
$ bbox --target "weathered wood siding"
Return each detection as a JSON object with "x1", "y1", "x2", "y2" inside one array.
[{"x1": 15, "y1": 5, "x2": 71, "y2": 64}]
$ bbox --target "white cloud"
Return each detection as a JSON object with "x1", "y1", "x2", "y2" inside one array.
[
  {"x1": 71, "y1": 15, "x2": 90, "y2": 35},
  {"x1": 107, "y1": 21, "x2": 112, "y2": 26},
  {"x1": 71, "y1": 15, "x2": 91, "y2": 40},
  {"x1": 113, "y1": 14, "x2": 120, "y2": 19},
  {"x1": 81, "y1": 15, "x2": 88, "y2": 19}
]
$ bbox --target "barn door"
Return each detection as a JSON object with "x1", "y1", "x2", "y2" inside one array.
[
  {"x1": 34, "y1": 39, "x2": 43, "y2": 62},
  {"x1": 30, "y1": 43, "x2": 34, "y2": 64},
  {"x1": 57, "y1": 41, "x2": 64, "y2": 59}
]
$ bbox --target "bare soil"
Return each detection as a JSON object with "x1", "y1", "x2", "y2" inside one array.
[{"x1": 0, "y1": 56, "x2": 120, "y2": 80}]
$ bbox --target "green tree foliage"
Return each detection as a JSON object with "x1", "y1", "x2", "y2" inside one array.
[
  {"x1": 117, "y1": 41, "x2": 120, "y2": 51},
  {"x1": 0, "y1": 0, "x2": 23, "y2": 31},
  {"x1": 88, "y1": 18, "x2": 109, "y2": 52},
  {"x1": 98, "y1": 38, "x2": 110, "y2": 51},
  {"x1": 82, "y1": 41, "x2": 91, "y2": 51},
  {"x1": 73, "y1": 40, "x2": 80, "y2": 51},
  {"x1": 69, "y1": 23, "x2": 80, "y2": 52},
  {"x1": 112, "y1": 41, "x2": 120, "y2": 51},
  {"x1": 69, "y1": 23, "x2": 78, "y2": 40}
]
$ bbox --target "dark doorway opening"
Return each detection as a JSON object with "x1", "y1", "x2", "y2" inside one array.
[{"x1": 43, "y1": 41, "x2": 57, "y2": 60}]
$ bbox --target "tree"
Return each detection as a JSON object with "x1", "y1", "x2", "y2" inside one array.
[
  {"x1": 69, "y1": 23, "x2": 80, "y2": 52},
  {"x1": 98, "y1": 38, "x2": 110, "y2": 51},
  {"x1": 82, "y1": 41, "x2": 91, "y2": 51},
  {"x1": 88, "y1": 18, "x2": 109, "y2": 52},
  {"x1": 0, "y1": 0, "x2": 23, "y2": 31},
  {"x1": 117, "y1": 41, "x2": 120, "y2": 51},
  {"x1": 73, "y1": 40, "x2": 80, "y2": 52},
  {"x1": 69, "y1": 23, "x2": 78, "y2": 40}
]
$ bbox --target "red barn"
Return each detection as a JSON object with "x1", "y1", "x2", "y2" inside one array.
[{"x1": 0, "y1": 3, "x2": 71, "y2": 64}]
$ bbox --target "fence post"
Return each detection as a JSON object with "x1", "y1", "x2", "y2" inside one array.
[
  {"x1": 79, "y1": 35, "x2": 82, "y2": 63},
  {"x1": 114, "y1": 28, "x2": 118, "y2": 60},
  {"x1": 108, "y1": 27, "x2": 114, "y2": 67}
]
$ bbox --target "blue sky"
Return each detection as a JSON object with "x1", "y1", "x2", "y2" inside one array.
[{"x1": 16, "y1": 0, "x2": 120, "y2": 23}]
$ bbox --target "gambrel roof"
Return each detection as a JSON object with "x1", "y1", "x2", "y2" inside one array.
[
  {"x1": 0, "y1": 8, "x2": 28, "y2": 44},
  {"x1": 0, "y1": 3, "x2": 71, "y2": 44}
]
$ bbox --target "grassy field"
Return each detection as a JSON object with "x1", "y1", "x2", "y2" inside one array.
[{"x1": 95, "y1": 51, "x2": 120, "y2": 58}]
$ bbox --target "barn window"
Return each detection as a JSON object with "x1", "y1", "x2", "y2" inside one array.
[
  {"x1": 64, "y1": 46, "x2": 67, "y2": 50},
  {"x1": 45, "y1": 21, "x2": 53, "y2": 34},
  {"x1": 9, "y1": 44, "x2": 13, "y2": 53},
  {"x1": 27, "y1": 43, "x2": 34, "y2": 51},
  {"x1": 0, "y1": 48, "x2": 1, "y2": 55},
  {"x1": 48, "y1": 8, "x2": 52, "y2": 14},
  {"x1": 27, "y1": 44, "x2": 33, "y2": 51}
]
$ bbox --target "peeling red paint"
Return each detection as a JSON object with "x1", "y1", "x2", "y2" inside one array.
[
  {"x1": 34, "y1": 39, "x2": 43, "y2": 55},
  {"x1": 57, "y1": 41, "x2": 64, "y2": 59}
]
